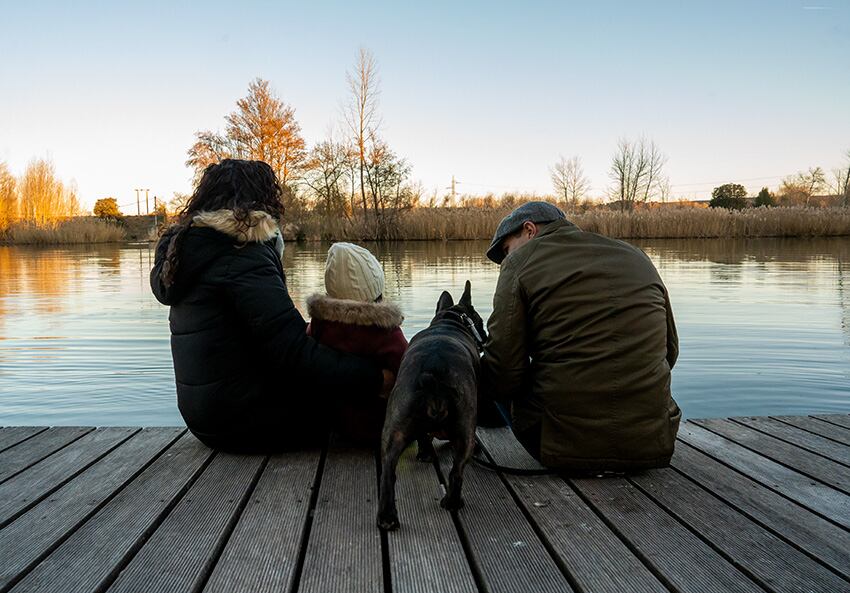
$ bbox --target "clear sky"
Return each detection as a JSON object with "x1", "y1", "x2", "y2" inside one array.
[{"x1": 1, "y1": 0, "x2": 848, "y2": 210}]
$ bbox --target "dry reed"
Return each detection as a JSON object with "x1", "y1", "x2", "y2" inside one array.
[
  {"x1": 285, "y1": 206, "x2": 850, "y2": 241},
  {"x1": 3, "y1": 218, "x2": 126, "y2": 244}
]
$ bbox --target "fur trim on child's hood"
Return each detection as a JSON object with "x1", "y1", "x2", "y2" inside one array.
[{"x1": 306, "y1": 294, "x2": 403, "y2": 329}]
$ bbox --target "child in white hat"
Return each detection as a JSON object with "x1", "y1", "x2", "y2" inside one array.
[{"x1": 306, "y1": 242, "x2": 408, "y2": 443}]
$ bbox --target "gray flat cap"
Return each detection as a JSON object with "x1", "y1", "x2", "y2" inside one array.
[{"x1": 486, "y1": 201, "x2": 566, "y2": 264}]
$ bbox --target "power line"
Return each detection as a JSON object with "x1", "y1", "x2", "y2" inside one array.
[{"x1": 451, "y1": 173, "x2": 790, "y2": 196}]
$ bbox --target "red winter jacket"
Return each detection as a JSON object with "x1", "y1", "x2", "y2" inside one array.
[{"x1": 306, "y1": 294, "x2": 408, "y2": 443}]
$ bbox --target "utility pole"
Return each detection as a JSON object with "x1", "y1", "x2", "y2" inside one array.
[
  {"x1": 153, "y1": 196, "x2": 158, "y2": 228},
  {"x1": 144, "y1": 189, "x2": 150, "y2": 214},
  {"x1": 446, "y1": 175, "x2": 460, "y2": 203},
  {"x1": 134, "y1": 189, "x2": 141, "y2": 215}
]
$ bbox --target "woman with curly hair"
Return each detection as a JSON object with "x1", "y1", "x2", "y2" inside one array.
[{"x1": 151, "y1": 159, "x2": 390, "y2": 452}]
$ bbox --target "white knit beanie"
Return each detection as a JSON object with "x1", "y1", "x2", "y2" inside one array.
[{"x1": 324, "y1": 242, "x2": 385, "y2": 302}]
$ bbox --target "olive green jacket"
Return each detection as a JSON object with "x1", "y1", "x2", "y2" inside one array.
[{"x1": 481, "y1": 219, "x2": 681, "y2": 471}]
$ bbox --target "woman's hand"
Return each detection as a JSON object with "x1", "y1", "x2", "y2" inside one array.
[{"x1": 380, "y1": 369, "x2": 396, "y2": 399}]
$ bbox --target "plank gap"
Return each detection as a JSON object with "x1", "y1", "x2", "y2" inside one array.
[
  {"x1": 287, "y1": 437, "x2": 329, "y2": 593},
  {"x1": 190, "y1": 455, "x2": 270, "y2": 593}
]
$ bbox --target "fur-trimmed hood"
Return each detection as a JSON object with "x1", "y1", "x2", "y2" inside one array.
[
  {"x1": 192, "y1": 209, "x2": 280, "y2": 243},
  {"x1": 307, "y1": 294, "x2": 404, "y2": 329},
  {"x1": 151, "y1": 210, "x2": 283, "y2": 307}
]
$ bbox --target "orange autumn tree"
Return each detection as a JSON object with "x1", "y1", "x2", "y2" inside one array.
[
  {"x1": 18, "y1": 159, "x2": 80, "y2": 226},
  {"x1": 0, "y1": 162, "x2": 17, "y2": 231},
  {"x1": 186, "y1": 78, "x2": 307, "y2": 191}
]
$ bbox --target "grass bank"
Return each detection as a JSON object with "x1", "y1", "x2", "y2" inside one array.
[
  {"x1": 2, "y1": 218, "x2": 126, "y2": 245},
  {"x1": 286, "y1": 206, "x2": 850, "y2": 241}
]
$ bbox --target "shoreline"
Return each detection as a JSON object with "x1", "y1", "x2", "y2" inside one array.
[{"x1": 2, "y1": 206, "x2": 850, "y2": 246}]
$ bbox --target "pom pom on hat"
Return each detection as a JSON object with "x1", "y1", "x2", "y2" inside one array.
[{"x1": 324, "y1": 242, "x2": 385, "y2": 302}]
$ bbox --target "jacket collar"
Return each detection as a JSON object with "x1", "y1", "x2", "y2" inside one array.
[
  {"x1": 192, "y1": 210, "x2": 280, "y2": 243},
  {"x1": 536, "y1": 218, "x2": 578, "y2": 239},
  {"x1": 306, "y1": 294, "x2": 404, "y2": 329}
]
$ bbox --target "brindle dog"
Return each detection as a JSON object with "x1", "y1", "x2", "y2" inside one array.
[{"x1": 377, "y1": 280, "x2": 485, "y2": 531}]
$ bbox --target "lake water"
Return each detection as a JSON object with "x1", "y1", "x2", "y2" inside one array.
[{"x1": 1, "y1": 238, "x2": 848, "y2": 426}]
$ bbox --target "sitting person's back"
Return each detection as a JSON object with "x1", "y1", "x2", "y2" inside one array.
[
  {"x1": 307, "y1": 242, "x2": 408, "y2": 443},
  {"x1": 481, "y1": 202, "x2": 681, "y2": 472}
]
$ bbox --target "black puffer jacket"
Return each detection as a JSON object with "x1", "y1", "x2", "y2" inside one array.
[{"x1": 150, "y1": 210, "x2": 382, "y2": 449}]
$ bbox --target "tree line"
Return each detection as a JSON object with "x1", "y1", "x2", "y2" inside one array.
[
  {"x1": 0, "y1": 159, "x2": 81, "y2": 232},
  {"x1": 550, "y1": 144, "x2": 850, "y2": 212},
  {"x1": 707, "y1": 160, "x2": 850, "y2": 210},
  {"x1": 185, "y1": 49, "x2": 420, "y2": 240}
]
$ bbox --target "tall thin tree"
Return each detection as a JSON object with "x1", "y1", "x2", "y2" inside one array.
[
  {"x1": 550, "y1": 155, "x2": 590, "y2": 206},
  {"x1": 345, "y1": 48, "x2": 381, "y2": 217}
]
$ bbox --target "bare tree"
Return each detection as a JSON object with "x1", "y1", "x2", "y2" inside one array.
[
  {"x1": 0, "y1": 162, "x2": 17, "y2": 231},
  {"x1": 303, "y1": 132, "x2": 351, "y2": 219},
  {"x1": 779, "y1": 167, "x2": 827, "y2": 206},
  {"x1": 187, "y1": 78, "x2": 307, "y2": 189},
  {"x1": 345, "y1": 48, "x2": 381, "y2": 216},
  {"x1": 608, "y1": 138, "x2": 667, "y2": 211},
  {"x1": 550, "y1": 155, "x2": 590, "y2": 206},
  {"x1": 831, "y1": 150, "x2": 850, "y2": 208},
  {"x1": 363, "y1": 140, "x2": 413, "y2": 238}
]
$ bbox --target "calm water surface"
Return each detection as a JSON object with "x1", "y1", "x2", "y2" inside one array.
[{"x1": 1, "y1": 238, "x2": 848, "y2": 425}]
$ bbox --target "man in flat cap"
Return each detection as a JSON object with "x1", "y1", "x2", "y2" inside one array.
[{"x1": 479, "y1": 201, "x2": 681, "y2": 472}]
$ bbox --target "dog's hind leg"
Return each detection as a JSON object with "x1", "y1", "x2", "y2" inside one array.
[
  {"x1": 416, "y1": 435, "x2": 435, "y2": 461},
  {"x1": 440, "y1": 431, "x2": 475, "y2": 511},
  {"x1": 377, "y1": 429, "x2": 412, "y2": 531}
]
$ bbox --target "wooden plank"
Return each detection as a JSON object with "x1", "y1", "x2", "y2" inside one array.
[
  {"x1": 105, "y1": 453, "x2": 265, "y2": 593},
  {"x1": 570, "y1": 476, "x2": 764, "y2": 593},
  {"x1": 0, "y1": 427, "x2": 47, "y2": 453},
  {"x1": 0, "y1": 427, "x2": 138, "y2": 527},
  {"x1": 0, "y1": 428, "x2": 184, "y2": 591},
  {"x1": 694, "y1": 418, "x2": 850, "y2": 494},
  {"x1": 678, "y1": 423, "x2": 850, "y2": 529},
  {"x1": 386, "y1": 445, "x2": 477, "y2": 593},
  {"x1": 671, "y1": 441, "x2": 850, "y2": 579},
  {"x1": 812, "y1": 414, "x2": 850, "y2": 430},
  {"x1": 7, "y1": 433, "x2": 212, "y2": 593},
  {"x1": 774, "y1": 415, "x2": 850, "y2": 446},
  {"x1": 476, "y1": 428, "x2": 668, "y2": 593},
  {"x1": 734, "y1": 416, "x2": 850, "y2": 466},
  {"x1": 0, "y1": 427, "x2": 92, "y2": 483},
  {"x1": 630, "y1": 467, "x2": 849, "y2": 593},
  {"x1": 436, "y1": 441, "x2": 572, "y2": 593},
  {"x1": 203, "y1": 451, "x2": 322, "y2": 593},
  {"x1": 298, "y1": 446, "x2": 383, "y2": 593}
]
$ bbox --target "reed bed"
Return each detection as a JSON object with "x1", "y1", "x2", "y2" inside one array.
[
  {"x1": 286, "y1": 206, "x2": 850, "y2": 241},
  {"x1": 575, "y1": 207, "x2": 850, "y2": 238},
  {"x1": 3, "y1": 218, "x2": 126, "y2": 244}
]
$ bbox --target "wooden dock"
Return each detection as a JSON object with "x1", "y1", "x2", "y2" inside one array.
[{"x1": 0, "y1": 414, "x2": 848, "y2": 593}]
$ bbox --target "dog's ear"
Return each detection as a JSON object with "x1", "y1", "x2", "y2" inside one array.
[
  {"x1": 436, "y1": 291, "x2": 454, "y2": 312},
  {"x1": 460, "y1": 280, "x2": 472, "y2": 307}
]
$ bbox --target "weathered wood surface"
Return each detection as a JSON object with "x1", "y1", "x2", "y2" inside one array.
[{"x1": 0, "y1": 415, "x2": 847, "y2": 593}]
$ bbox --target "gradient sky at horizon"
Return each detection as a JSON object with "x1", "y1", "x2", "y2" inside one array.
[{"x1": 1, "y1": 0, "x2": 848, "y2": 210}]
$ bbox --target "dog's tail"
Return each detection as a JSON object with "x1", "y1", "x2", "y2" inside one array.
[{"x1": 418, "y1": 371, "x2": 452, "y2": 422}]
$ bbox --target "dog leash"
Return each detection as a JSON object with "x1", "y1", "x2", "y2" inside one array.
[
  {"x1": 459, "y1": 313, "x2": 485, "y2": 353},
  {"x1": 470, "y1": 450, "x2": 556, "y2": 476}
]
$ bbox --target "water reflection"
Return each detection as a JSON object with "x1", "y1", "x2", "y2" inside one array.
[{"x1": 0, "y1": 238, "x2": 848, "y2": 426}]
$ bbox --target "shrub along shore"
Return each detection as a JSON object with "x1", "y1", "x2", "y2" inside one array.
[{"x1": 1, "y1": 206, "x2": 850, "y2": 246}]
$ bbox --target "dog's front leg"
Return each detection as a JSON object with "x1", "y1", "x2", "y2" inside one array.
[
  {"x1": 440, "y1": 431, "x2": 475, "y2": 511},
  {"x1": 377, "y1": 429, "x2": 411, "y2": 531}
]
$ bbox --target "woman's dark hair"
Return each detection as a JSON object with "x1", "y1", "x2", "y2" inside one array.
[
  {"x1": 178, "y1": 159, "x2": 284, "y2": 223},
  {"x1": 161, "y1": 159, "x2": 283, "y2": 287}
]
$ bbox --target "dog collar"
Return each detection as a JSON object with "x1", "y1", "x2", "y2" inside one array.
[{"x1": 459, "y1": 313, "x2": 485, "y2": 354}]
